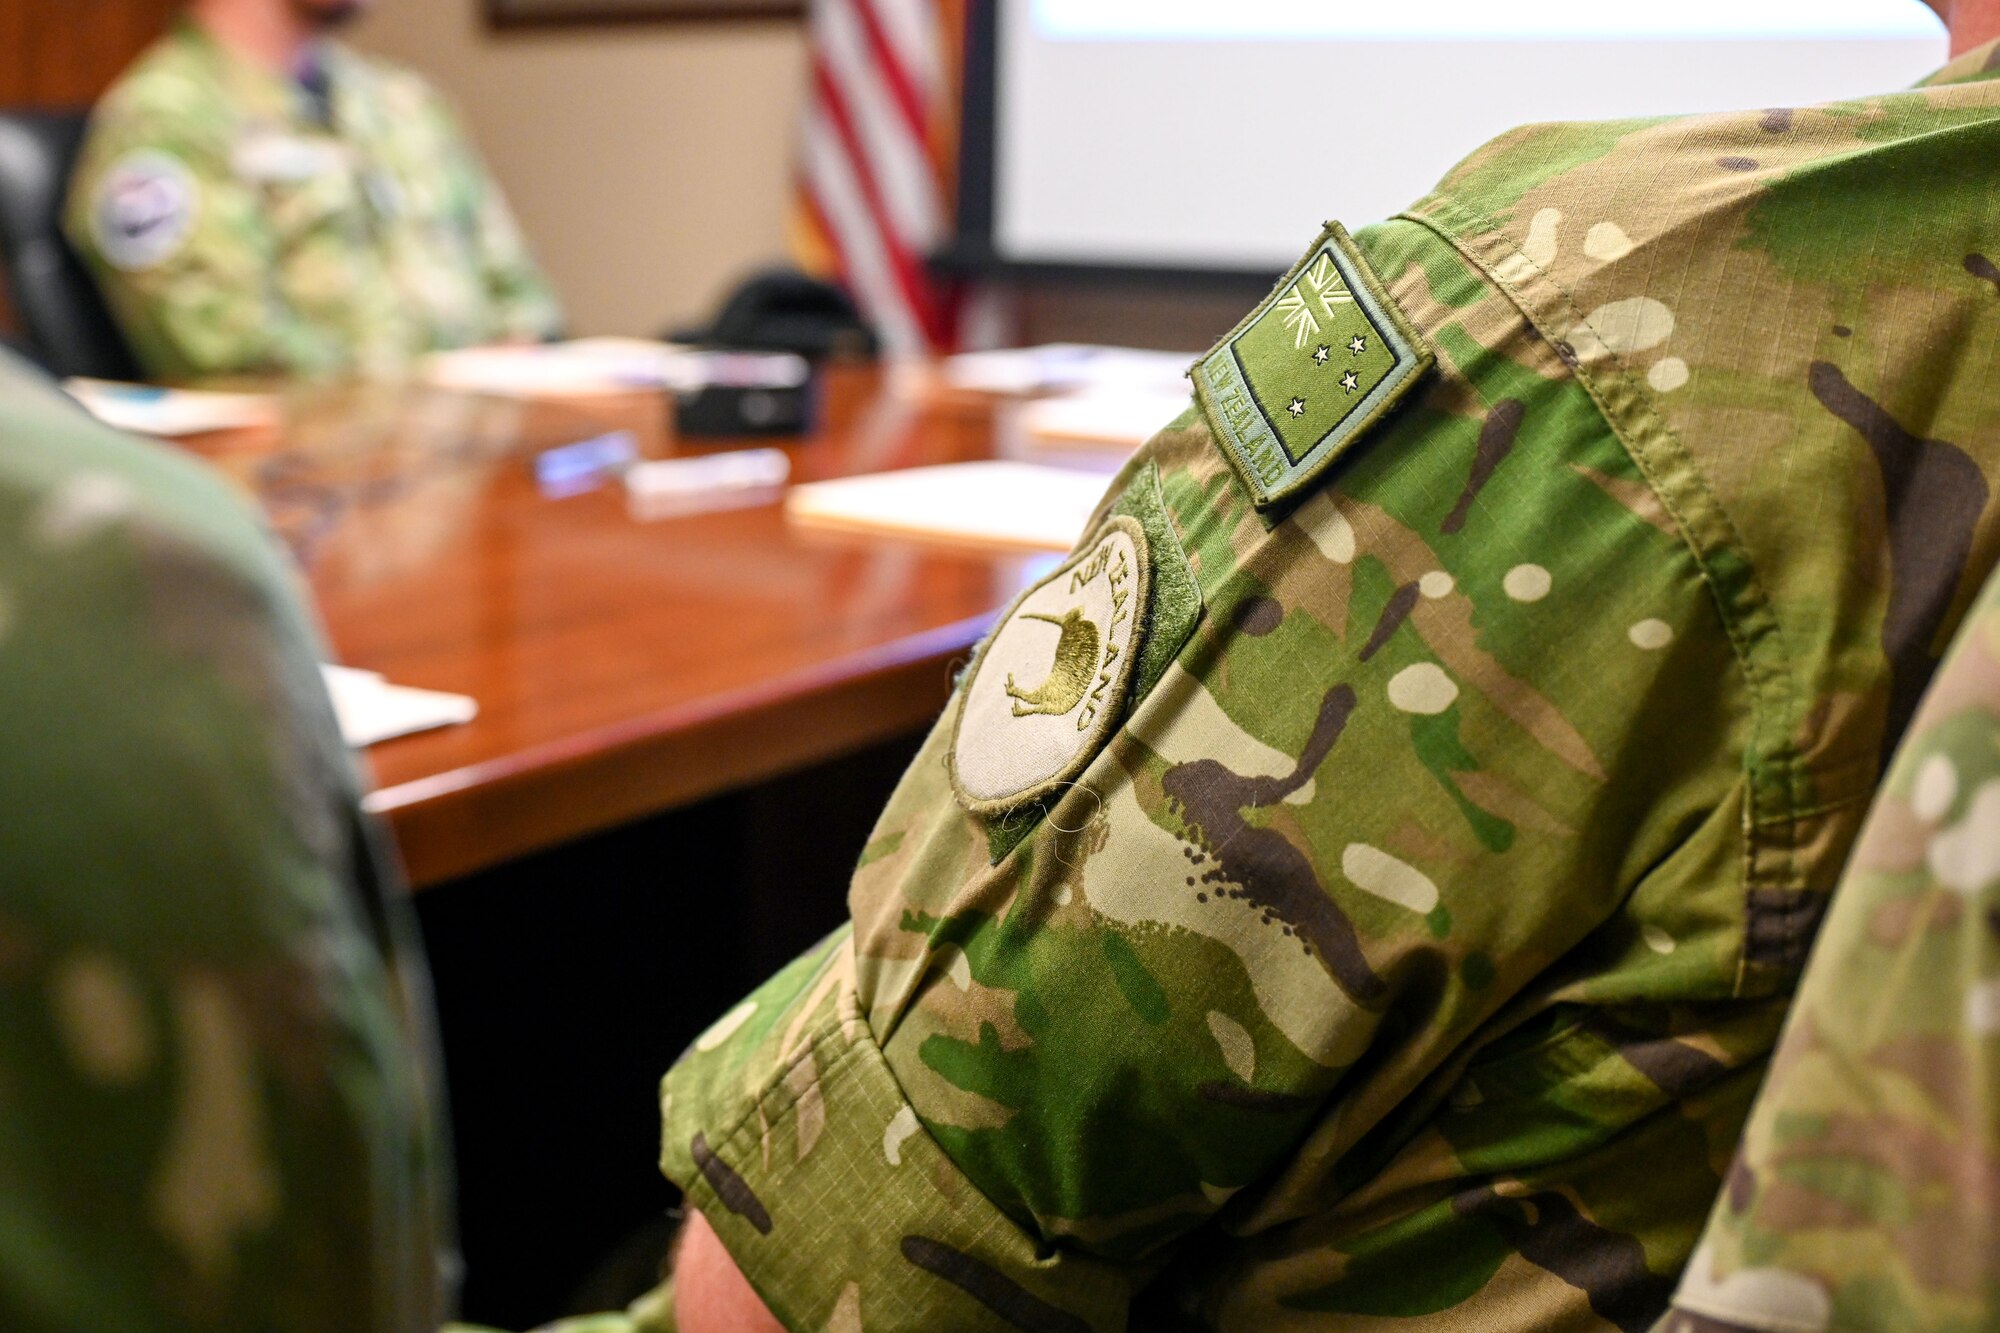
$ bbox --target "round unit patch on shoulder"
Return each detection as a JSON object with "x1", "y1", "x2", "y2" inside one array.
[
  {"x1": 952, "y1": 515, "x2": 1150, "y2": 814},
  {"x1": 92, "y1": 150, "x2": 199, "y2": 272}
]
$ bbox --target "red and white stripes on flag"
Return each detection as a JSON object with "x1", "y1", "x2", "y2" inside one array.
[{"x1": 793, "y1": 0, "x2": 966, "y2": 358}]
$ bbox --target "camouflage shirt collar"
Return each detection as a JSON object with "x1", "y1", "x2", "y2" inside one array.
[
  {"x1": 1920, "y1": 37, "x2": 2000, "y2": 87},
  {"x1": 171, "y1": 15, "x2": 347, "y2": 128}
]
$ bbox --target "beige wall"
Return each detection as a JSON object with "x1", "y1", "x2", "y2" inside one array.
[{"x1": 352, "y1": 0, "x2": 806, "y2": 336}]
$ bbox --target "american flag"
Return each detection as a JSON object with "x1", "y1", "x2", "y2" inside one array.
[{"x1": 791, "y1": 0, "x2": 967, "y2": 358}]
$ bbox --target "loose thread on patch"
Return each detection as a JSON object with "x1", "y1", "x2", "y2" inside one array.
[{"x1": 1041, "y1": 780, "x2": 1106, "y2": 872}]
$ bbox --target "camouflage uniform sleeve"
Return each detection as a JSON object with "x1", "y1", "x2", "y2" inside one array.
[
  {"x1": 655, "y1": 51, "x2": 2000, "y2": 1333},
  {"x1": 0, "y1": 352, "x2": 450, "y2": 1331},
  {"x1": 65, "y1": 87, "x2": 346, "y2": 380},
  {"x1": 655, "y1": 200, "x2": 1768, "y2": 1330},
  {"x1": 415, "y1": 84, "x2": 563, "y2": 344},
  {"x1": 1662, "y1": 565, "x2": 2000, "y2": 1332}
]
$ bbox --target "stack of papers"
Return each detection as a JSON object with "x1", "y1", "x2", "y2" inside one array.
[
  {"x1": 940, "y1": 344, "x2": 1196, "y2": 397},
  {"x1": 319, "y1": 664, "x2": 477, "y2": 747},
  {"x1": 1019, "y1": 388, "x2": 1192, "y2": 453},
  {"x1": 422, "y1": 338, "x2": 809, "y2": 399},
  {"x1": 785, "y1": 461, "x2": 1113, "y2": 554},
  {"x1": 65, "y1": 379, "x2": 279, "y2": 436}
]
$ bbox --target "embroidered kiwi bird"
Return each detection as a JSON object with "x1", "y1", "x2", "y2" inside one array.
[{"x1": 1004, "y1": 608, "x2": 1101, "y2": 718}]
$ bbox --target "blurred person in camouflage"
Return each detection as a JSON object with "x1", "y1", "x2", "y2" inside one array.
[
  {"x1": 0, "y1": 345, "x2": 452, "y2": 1331},
  {"x1": 64, "y1": 0, "x2": 563, "y2": 383},
  {"x1": 634, "y1": 1, "x2": 2000, "y2": 1330},
  {"x1": 1659, "y1": 553, "x2": 2000, "y2": 1329}
]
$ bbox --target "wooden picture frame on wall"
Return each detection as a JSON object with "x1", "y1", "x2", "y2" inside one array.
[{"x1": 486, "y1": 0, "x2": 803, "y2": 24}]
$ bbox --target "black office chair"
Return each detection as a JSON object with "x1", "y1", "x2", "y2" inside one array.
[
  {"x1": 669, "y1": 266, "x2": 881, "y2": 361},
  {"x1": 0, "y1": 110, "x2": 141, "y2": 381}
]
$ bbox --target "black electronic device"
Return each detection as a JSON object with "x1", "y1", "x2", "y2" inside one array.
[{"x1": 671, "y1": 349, "x2": 820, "y2": 438}]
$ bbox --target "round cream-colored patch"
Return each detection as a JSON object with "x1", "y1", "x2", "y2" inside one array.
[
  {"x1": 1522, "y1": 207, "x2": 1562, "y2": 268},
  {"x1": 1628, "y1": 618, "x2": 1674, "y2": 650},
  {"x1": 92, "y1": 151, "x2": 199, "y2": 273},
  {"x1": 1387, "y1": 663, "x2": 1458, "y2": 715},
  {"x1": 952, "y1": 516, "x2": 1149, "y2": 813},
  {"x1": 1912, "y1": 753, "x2": 1958, "y2": 824},
  {"x1": 1584, "y1": 221, "x2": 1634, "y2": 262},
  {"x1": 51, "y1": 952, "x2": 154, "y2": 1085},
  {"x1": 1503, "y1": 563, "x2": 1552, "y2": 602},
  {"x1": 1648, "y1": 356, "x2": 1691, "y2": 393}
]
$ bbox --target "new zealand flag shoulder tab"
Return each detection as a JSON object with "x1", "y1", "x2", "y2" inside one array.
[{"x1": 1193, "y1": 222, "x2": 1432, "y2": 511}]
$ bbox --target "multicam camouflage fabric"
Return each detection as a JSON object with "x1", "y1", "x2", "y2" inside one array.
[
  {"x1": 645, "y1": 40, "x2": 2000, "y2": 1333},
  {"x1": 0, "y1": 351, "x2": 451, "y2": 1331},
  {"x1": 1660, "y1": 560, "x2": 2000, "y2": 1332},
  {"x1": 66, "y1": 19, "x2": 562, "y2": 382}
]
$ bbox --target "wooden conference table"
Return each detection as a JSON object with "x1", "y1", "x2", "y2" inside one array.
[{"x1": 185, "y1": 366, "x2": 1064, "y2": 887}]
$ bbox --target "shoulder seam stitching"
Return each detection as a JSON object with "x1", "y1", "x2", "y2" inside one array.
[{"x1": 1394, "y1": 197, "x2": 1806, "y2": 997}]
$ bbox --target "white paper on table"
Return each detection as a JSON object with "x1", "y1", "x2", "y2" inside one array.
[
  {"x1": 319, "y1": 664, "x2": 477, "y2": 747},
  {"x1": 784, "y1": 461, "x2": 1114, "y2": 554},
  {"x1": 625, "y1": 448, "x2": 791, "y2": 520},
  {"x1": 421, "y1": 339, "x2": 809, "y2": 398},
  {"x1": 65, "y1": 378, "x2": 279, "y2": 436},
  {"x1": 1019, "y1": 388, "x2": 1193, "y2": 453},
  {"x1": 940, "y1": 344, "x2": 1197, "y2": 397},
  {"x1": 421, "y1": 341, "x2": 672, "y2": 397}
]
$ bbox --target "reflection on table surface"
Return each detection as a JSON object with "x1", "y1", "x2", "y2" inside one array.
[{"x1": 183, "y1": 366, "x2": 1060, "y2": 886}]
